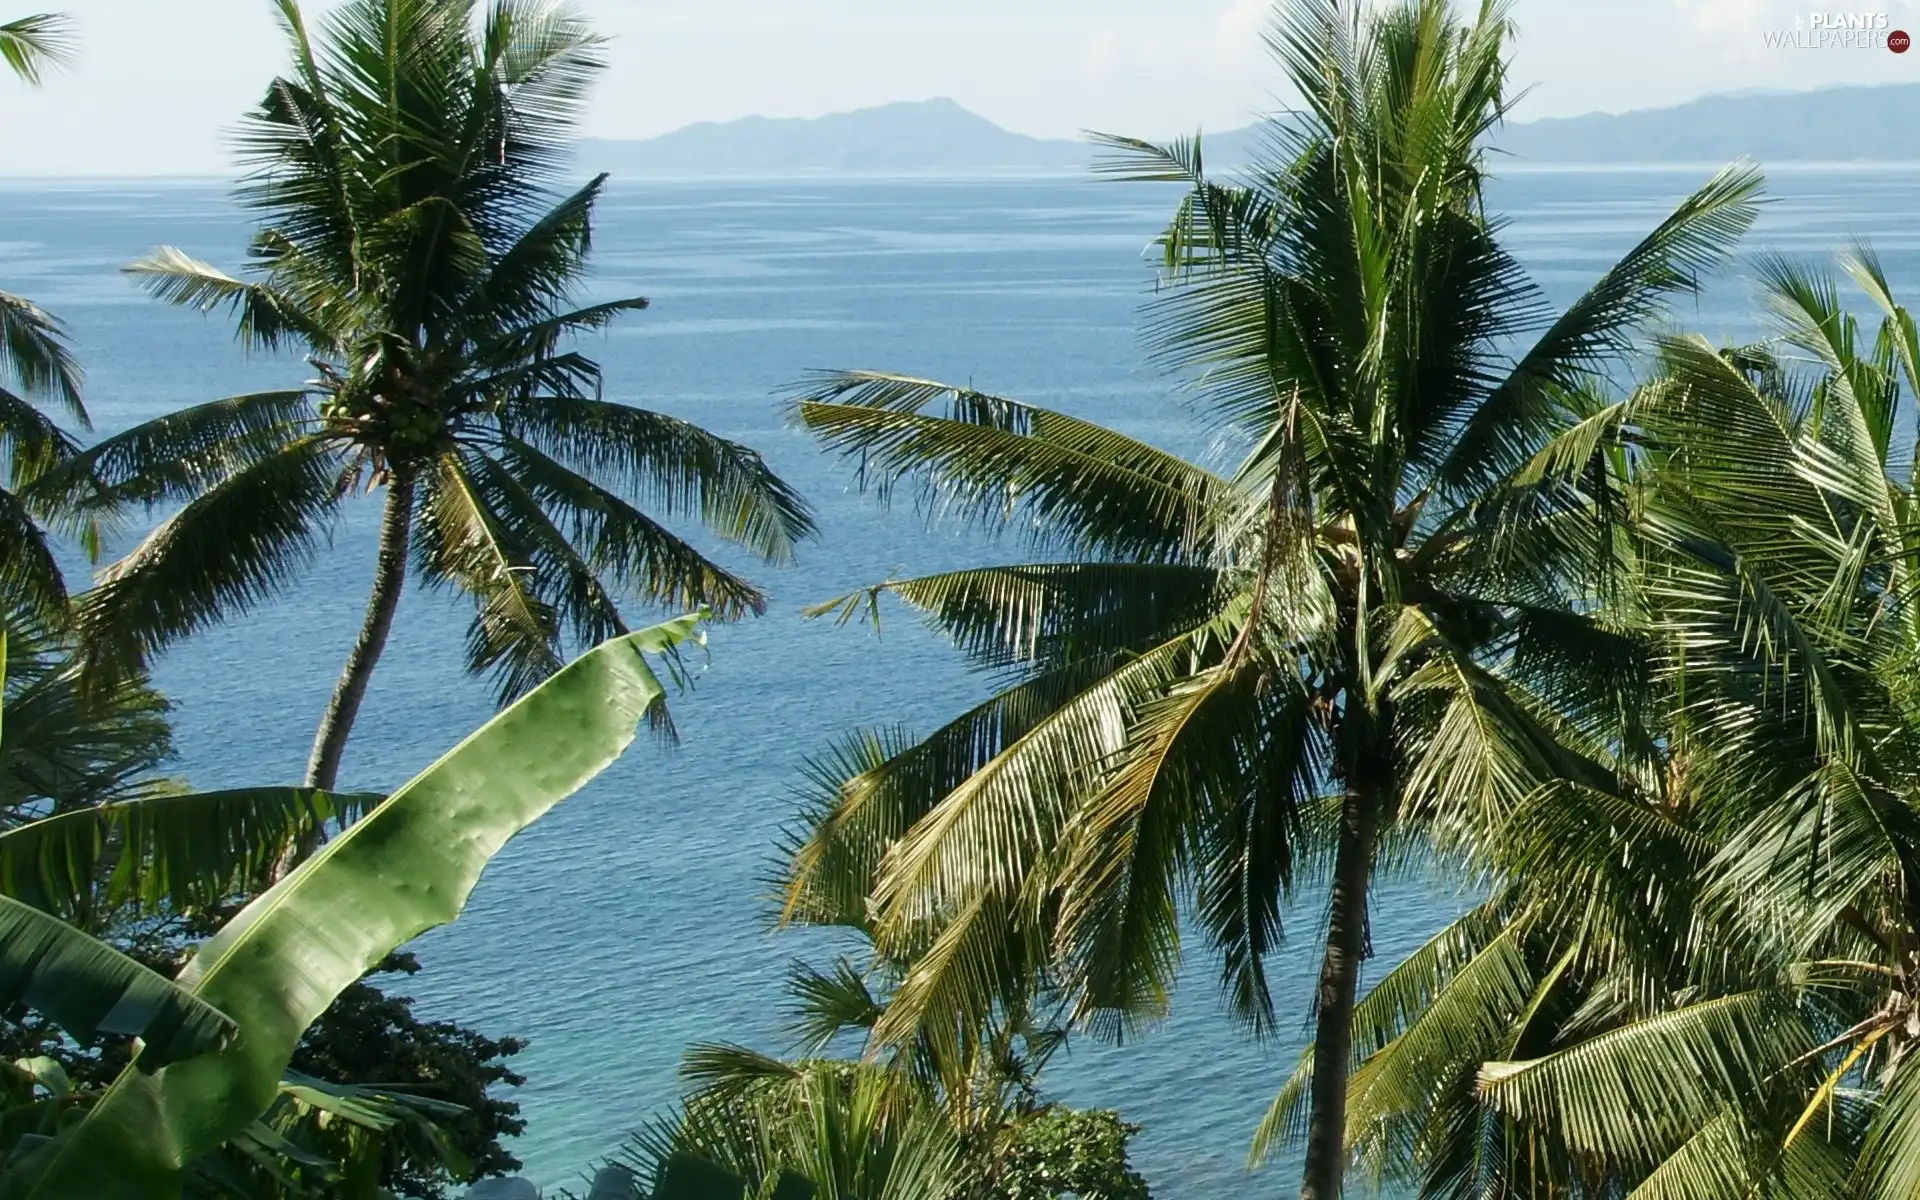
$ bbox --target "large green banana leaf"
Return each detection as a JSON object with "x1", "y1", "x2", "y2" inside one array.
[
  {"x1": 9, "y1": 614, "x2": 703, "y2": 1198},
  {"x1": 0, "y1": 891, "x2": 237, "y2": 1067}
]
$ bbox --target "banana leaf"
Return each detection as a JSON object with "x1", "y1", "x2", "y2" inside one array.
[
  {"x1": 0, "y1": 892, "x2": 236, "y2": 1066},
  {"x1": 9, "y1": 614, "x2": 703, "y2": 1198}
]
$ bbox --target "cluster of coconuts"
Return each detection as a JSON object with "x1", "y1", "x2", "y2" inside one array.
[{"x1": 317, "y1": 391, "x2": 445, "y2": 452}]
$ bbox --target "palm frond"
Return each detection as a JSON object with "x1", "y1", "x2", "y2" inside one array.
[
  {"x1": 791, "y1": 371, "x2": 1229, "y2": 563},
  {"x1": 505, "y1": 394, "x2": 815, "y2": 562},
  {"x1": 123, "y1": 248, "x2": 333, "y2": 352},
  {"x1": 28, "y1": 389, "x2": 313, "y2": 523},
  {"x1": 0, "y1": 289, "x2": 85, "y2": 427},
  {"x1": 74, "y1": 436, "x2": 345, "y2": 684},
  {"x1": 871, "y1": 629, "x2": 1207, "y2": 928},
  {"x1": 1478, "y1": 990, "x2": 1813, "y2": 1171},
  {"x1": 0, "y1": 788, "x2": 383, "y2": 919},
  {"x1": 1441, "y1": 163, "x2": 1762, "y2": 492},
  {"x1": 0, "y1": 484, "x2": 67, "y2": 625},
  {"x1": 783, "y1": 958, "x2": 884, "y2": 1055},
  {"x1": 413, "y1": 450, "x2": 562, "y2": 704},
  {"x1": 805, "y1": 562, "x2": 1222, "y2": 675},
  {"x1": 496, "y1": 434, "x2": 766, "y2": 621},
  {"x1": 0, "y1": 13, "x2": 73, "y2": 86}
]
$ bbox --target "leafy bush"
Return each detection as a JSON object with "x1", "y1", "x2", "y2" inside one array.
[
  {"x1": 291, "y1": 954, "x2": 528, "y2": 1199},
  {"x1": 971, "y1": 1109, "x2": 1150, "y2": 1200}
]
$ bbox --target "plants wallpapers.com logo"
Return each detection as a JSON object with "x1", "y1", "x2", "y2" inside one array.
[{"x1": 1763, "y1": 11, "x2": 1911, "y2": 50}]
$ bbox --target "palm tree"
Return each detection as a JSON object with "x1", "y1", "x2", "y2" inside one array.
[
  {"x1": 1252, "y1": 249, "x2": 1920, "y2": 1196},
  {"x1": 43, "y1": 0, "x2": 813, "y2": 791},
  {"x1": 626, "y1": 740, "x2": 1134, "y2": 1200},
  {"x1": 779, "y1": 3, "x2": 1761, "y2": 1196},
  {"x1": 0, "y1": 12, "x2": 86, "y2": 625}
]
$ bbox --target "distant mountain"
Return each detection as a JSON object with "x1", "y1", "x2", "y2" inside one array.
[
  {"x1": 578, "y1": 98, "x2": 1087, "y2": 177},
  {"x1": 579, "y1": 85, "x2": 1920, "y2": 179},
  {"x1": 1493, "y1": 83, "x2": 1920, "y2": 164}
]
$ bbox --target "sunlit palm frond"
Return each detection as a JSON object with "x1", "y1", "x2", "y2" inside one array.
[
  {"x1": 871, "y1": 629, "x2": 1210, "y2": 930},
  {"x1": 792, "y1": 371, "x2": 1230, "y2": 562},
  {"x1": 506, "y1": 394, "x2": 815, "y2": 562},
  {"x1": 0, "y1": 289, "x2": 84, "y2": 427},
  {"x1": 123, "y1": 248, "x2": 334, "y2": 352},
  {"x1": 805, "y1": 562, "x2": 1222, "y2": 675},
  {"x1": 1478, "y1": 990, "x2": 1815, "y2": 1172},
  {"x1": 0, "y1": 12, "x2": 72, "y2": 86},
  {"x1": 413, "y1": 450, "x2": 562, "y2": 703}
]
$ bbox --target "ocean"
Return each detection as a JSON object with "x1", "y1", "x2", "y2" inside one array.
[{"x1": 5, "y1": 162, "x2": 1920, "y2": 1197}]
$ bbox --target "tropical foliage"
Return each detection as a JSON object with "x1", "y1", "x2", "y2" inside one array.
[
  {"x1": 1257, "y1": 251, "x2": 1920, "y2": 1197},
  {"x1": 0, "y1": 11, "x2": 86, "y2": 627},
  {"x1": 287, "y1": 952, "x2": 530, "y2": 1197},
  {"x1": 779, "y1": 2, "x2": 1759, "y2": 1196},
  {"x1": 0, "y1": 614, "x2": 699, "y2": 1197},
  {"x1": 30, "y1": 0, "x2": 1920, "y2": 1196},
  {"x1": 616, "y1": 847, "x2": 1146, "y2": 1200},
  {"x1": 42, "y1": 0, "x2": 812, "y2": 795}
]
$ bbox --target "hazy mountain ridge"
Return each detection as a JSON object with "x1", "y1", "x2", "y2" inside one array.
[
  {"x1": 582, "y1": 85, "x2": 1920, "y2": 178},
  {"x1": 579, "y1": 97, "x2": 1087, "y2": 177},
  {"x1": 1495, "y1": 83, "x2": 1920, "y2": 164}
]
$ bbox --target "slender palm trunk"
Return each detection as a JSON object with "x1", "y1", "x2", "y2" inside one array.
[
  {"x1": 1299, "y1": 767, "x2": 1382, "y2": 1200},
  {"x1": 305, "y1": 469, "x2": 415, "y2": 791}
]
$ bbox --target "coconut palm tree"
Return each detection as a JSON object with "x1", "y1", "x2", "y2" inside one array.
[
  {"x1": 779, "y1": 3, "x2": 1761, "y2": 1196},
  {"x1": 42, "y1": 0, "x2": 813, "y2": 791},
  {"x1": 1255, "y1": 249, "x2": 1920, "y2": 1196},
  {"x1": 0, "y1": 12, "x2": 85, "y2": 625}
]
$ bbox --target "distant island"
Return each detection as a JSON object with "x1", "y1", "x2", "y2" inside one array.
[{"x1": 582, "y1": 85, "x2": 1920, "y2": 178}]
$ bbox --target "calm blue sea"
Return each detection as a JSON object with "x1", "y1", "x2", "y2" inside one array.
[{"x1": 5, "y1": 163, "x2": 1920, "y2": 1197}]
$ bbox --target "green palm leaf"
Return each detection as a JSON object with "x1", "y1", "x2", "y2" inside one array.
[
  {"x1": 0, "y1": 290, "x2": 84, "y2": 428},
  {"x1": 496, "y1": 434, "x2": 766, "y2": 621},
  {"x1": 73, "y1": 435, "x2": 345, "y2": 683},
  {"x1": 1478, "y1": 991, "x2": 1813, "y2": 1170},
  {"x1": 415, "y1": 450, "x2": 564, "y2": 703},
  {"x1": 504, "y1": 394, "x2": 815, "y2": 562},
  {"x1": 123, "y1": 248, "x2": 333, "y2": 352},
  {"x1": 805, "y1": 562, "x2": 1222, "y2": 674},
  {"x1": 29, "y1": 389, "x2": 313, "y2": 518},
  {"x1": 0, "y1": 13, "x2": 73, "y2": 85},
  {"x1": 0, "y1": 787, "x2": 383, "y2": 918},
  {"x1": 790, "y1": 372, "x2": 1229, "y2": 562}
]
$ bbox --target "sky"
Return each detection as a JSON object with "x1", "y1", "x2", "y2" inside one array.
[{"x1": 4, "y1": 0, "x2": 1920, "y2": 176}]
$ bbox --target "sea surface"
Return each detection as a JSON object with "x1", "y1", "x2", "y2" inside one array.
[{"x1": 5, "y1": 163, "x2": 1920, "y2": 1197}]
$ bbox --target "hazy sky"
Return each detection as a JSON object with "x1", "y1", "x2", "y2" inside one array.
[{"x1": 4, "y1": 0, "x2": 1920, "y2": 176}]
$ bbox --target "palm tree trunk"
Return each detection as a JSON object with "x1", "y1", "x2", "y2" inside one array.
[
  {"x1": 305, "y1": 469, "x2": 415, "y2": 791},
  {"x1": 1298, "y1": 775, "x2": 1381, "y2": 1200}
]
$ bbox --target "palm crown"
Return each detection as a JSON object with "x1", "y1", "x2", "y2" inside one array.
[
  {"x1": 780, "y1": 3, "x2": 1760, "y2": 1196},
  {"x1": 1273, "y1": 249, "x2": 1920, "y2": 1198},
  {"x1": 42, "y1": 0, "x2": 814, "y2": 789}
]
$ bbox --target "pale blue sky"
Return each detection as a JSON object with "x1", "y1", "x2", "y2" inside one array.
[{"x1": 4, "y1": 0, "x2": 1919, "y2": 175}]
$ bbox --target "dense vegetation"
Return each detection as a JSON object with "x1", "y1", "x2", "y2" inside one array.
[{"x1": 5, "y1": 0, "x2": 1920, "y2": 1197}]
